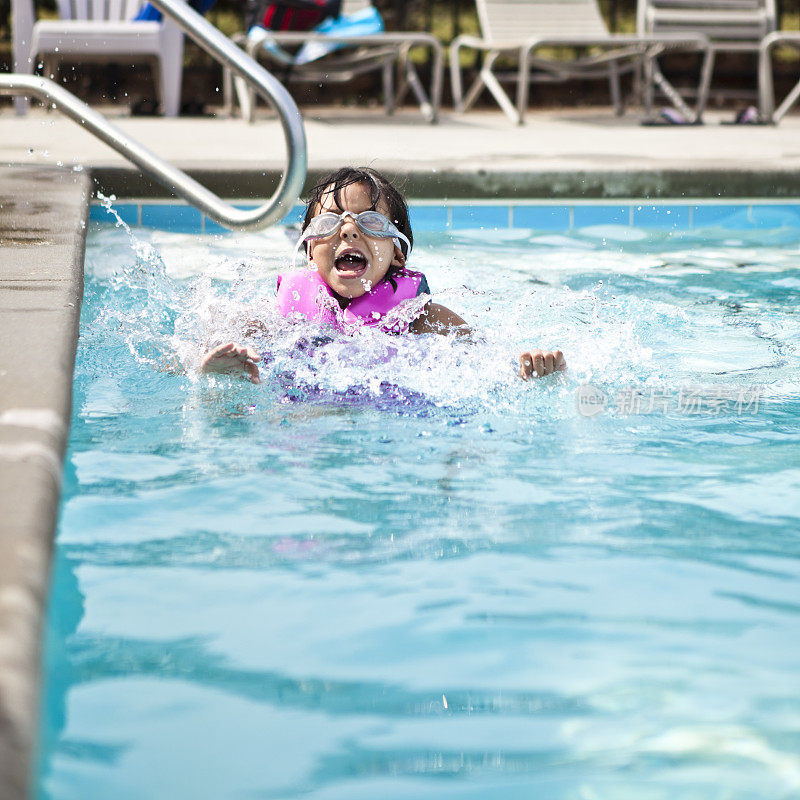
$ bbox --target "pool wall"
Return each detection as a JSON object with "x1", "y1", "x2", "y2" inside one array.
[
  {"x1": 0, "y1": 165, "x2": 89, "y2": 799},
  {"x1": 91, "y1": 197, "x2": 800, "y2": 236}
]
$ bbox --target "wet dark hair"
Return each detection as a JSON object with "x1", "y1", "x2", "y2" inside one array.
[{"x1": 301, "y1": 167, "x2": 413, "y2": 261}]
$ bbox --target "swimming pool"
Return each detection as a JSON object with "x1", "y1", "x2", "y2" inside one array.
[{"x1": 38, "y1": 202, "x2": 800, "y2": 799}]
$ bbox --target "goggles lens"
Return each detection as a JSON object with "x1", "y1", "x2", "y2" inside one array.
[
  {"x1": 306, "y1": 211, "x2": 399, "y2": 238},
  {"x1": 293, "y1": 210, "x2": 412, "y2": 268}
]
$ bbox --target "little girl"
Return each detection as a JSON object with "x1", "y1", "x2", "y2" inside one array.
[{"x1": 201, "y1": 166, "x2": 566, "y2": 382}]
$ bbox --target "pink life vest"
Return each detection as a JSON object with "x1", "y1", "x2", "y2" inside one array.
[{"x1": 276, "y1": 267, "x2": 428, "y2": 334}]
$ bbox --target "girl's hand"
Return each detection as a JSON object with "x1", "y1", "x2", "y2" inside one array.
[
  {"x1": 200, "y1": 343, "x2": 261, "y2": 383},
  {"x1": 518, "y1": 349, "x2": 566, "y2": 380}
]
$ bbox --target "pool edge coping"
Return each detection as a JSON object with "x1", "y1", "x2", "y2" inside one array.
[{"x1": 0, "y1": 164, "x2": 89, "y2": 800}]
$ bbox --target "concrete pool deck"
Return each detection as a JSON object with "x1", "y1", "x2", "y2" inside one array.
[
  {"x1": 1, "y1": 102, "x2": 799, "y2": 798},
  {"x1": 3, "y1": 104, "x2": 800, "y2": 197}
]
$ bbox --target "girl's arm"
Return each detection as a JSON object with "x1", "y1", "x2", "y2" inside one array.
[
  {"x1": 410, "y1": 304, "x2": 566, "y2": 379},
  {"x1": 409, "y1": 302, "x2": 471, "y2": 335}
]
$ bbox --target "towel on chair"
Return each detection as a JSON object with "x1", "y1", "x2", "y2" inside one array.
[{"x1": 248, "y1": 4, "x2": 383, "y2": 67}]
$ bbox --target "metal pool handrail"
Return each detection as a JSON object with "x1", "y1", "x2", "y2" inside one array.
[{"x1": 0, "y1": 0, "x2": 307, "y2": 231}]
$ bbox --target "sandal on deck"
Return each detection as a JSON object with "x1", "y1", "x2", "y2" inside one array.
[{"x1": 641, "y1": 107, "x2": 702, "y2": 126}]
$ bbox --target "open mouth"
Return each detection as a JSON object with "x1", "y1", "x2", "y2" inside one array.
[{"x1": 334, "y1": 249, "x2": 369, "y2": 278}]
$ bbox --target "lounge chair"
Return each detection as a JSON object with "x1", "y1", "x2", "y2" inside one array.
[
  {"x1": 638, "y1": 0, "x2": 777, "y2": 115},
  {"x1": 759, "y1": 31, "x2": 800, "y2": 123},
  {"x1": 225, "y1": 0, "x2": 443, "y2": 123},
  {"x1": 11, "y1": 0, "x2": 185, "y2": 116},
  {"x1": 450, "y1": 0, "x2": 711, "y2": 124}
]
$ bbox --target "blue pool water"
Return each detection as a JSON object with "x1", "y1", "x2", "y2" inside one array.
[{"x1": 39, "y1": 204, "x2": 800, "y2": 799}]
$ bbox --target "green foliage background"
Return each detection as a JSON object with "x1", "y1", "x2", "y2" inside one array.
[
  {"x1": 3, "y1": 1, "x2": 799, "y2": 49},
  {"x1": 0, "y1": 0, "x2": 682, "y2": 47}
]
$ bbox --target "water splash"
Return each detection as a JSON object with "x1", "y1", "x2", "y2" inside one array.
[
  {"x1": 81, "y1": 219, "x2": 800, "y2": 423},
  {"x1": 89, "y1": 196, "x2": 183, "y2": 371}
]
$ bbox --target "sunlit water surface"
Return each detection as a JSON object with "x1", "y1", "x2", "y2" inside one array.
[{"x1": 38, "y1": 217, "x2": 800, "y2": 800}]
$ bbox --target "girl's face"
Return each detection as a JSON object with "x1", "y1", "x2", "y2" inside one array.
[{"x1": 307, "y1": 181, "x2": 404, "y2": 300}]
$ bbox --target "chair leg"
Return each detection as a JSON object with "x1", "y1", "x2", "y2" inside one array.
[
  {"x1": 222, "y1": 65, "x2": 235, "y2": 117},
  {"x1": 774, "y1": 74, "x2": 800, "y2": 123},
  {"x1": 396, "y1": 42, "x2": 437, "y2": 122},
  {"x1": 481, "y1": 51, "x2": 520, "y2": 123},
  {"x1": 12, "y1": 14, "x2": 34, "y2": 114},
  {"x1": 450, "y1": 41, "x2": 466, "y2": 111},
  {"x1": 402, "y1": 60, "x2": 434, "y2": 122},
  {"x1": 609, "y1": 61, "x2": 623, "y2": 116},
  {"x1": 14, "y1": 48, "x2": 37, "y2": 114},
  {"x1": 233, "y1": 75, "x2": 255, "y2": 123},
  {"x1": 395, "y1": 74, "x2": 409, "y2": 106},
  {"x1": 156, "y1": 54, "x2": 181, "y2": 116},
  {"x1": 14, "y1": 95, "x2": 30, "y2": 116},
  {"x1": 516, "y1": 47, "x2": 530, "y2": 124},
  {"x1": 650, "y1": 59, "x2": 697, "y2": 122},
  {"x1": 428, "y1": 43, "x2": 443, "y2": 123},
  {"x1": 758, "y1": 41, "x2": 775, "y2": 122},
  {"x1": 643, "y1": 56, "x2": 655, "y2": 114},
  {"x1": 241, "y1": 40, "x2": 265, "y2": 123},
  {"x1": 383, "y1": 57, "x2": 395, "y2": 116},
  {"x1": 461, "y1": 71, "x2": 487, "y2": 112},
  {"x1": 694, "y1": 47, "x2": 715, "y2": 120},
  {"x1": 43, "y1": 55, "x2": 58, "y2": 81},
  {"x1": 631, "y1": 54, "x2": 644, "y2": 110}
]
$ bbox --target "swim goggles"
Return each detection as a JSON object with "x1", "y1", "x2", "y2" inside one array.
[{"x1": 293, "y1": 210, "x2": 411, "y2": 266}]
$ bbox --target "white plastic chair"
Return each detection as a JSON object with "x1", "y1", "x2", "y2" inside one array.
[
  {"x1": 637, "y1": 0, "x2": 777, "y2": 113},
  {"x1": 451, "y1": 0, "x2": 711, "y2": 124},
  {"x1": 11, "y1": 0, "x2": 185, "y2": 116}
]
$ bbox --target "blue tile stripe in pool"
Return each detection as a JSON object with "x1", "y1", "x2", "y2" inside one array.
[{"x1": 89, "y1": 201, "x2": 800, "y2": 234}]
